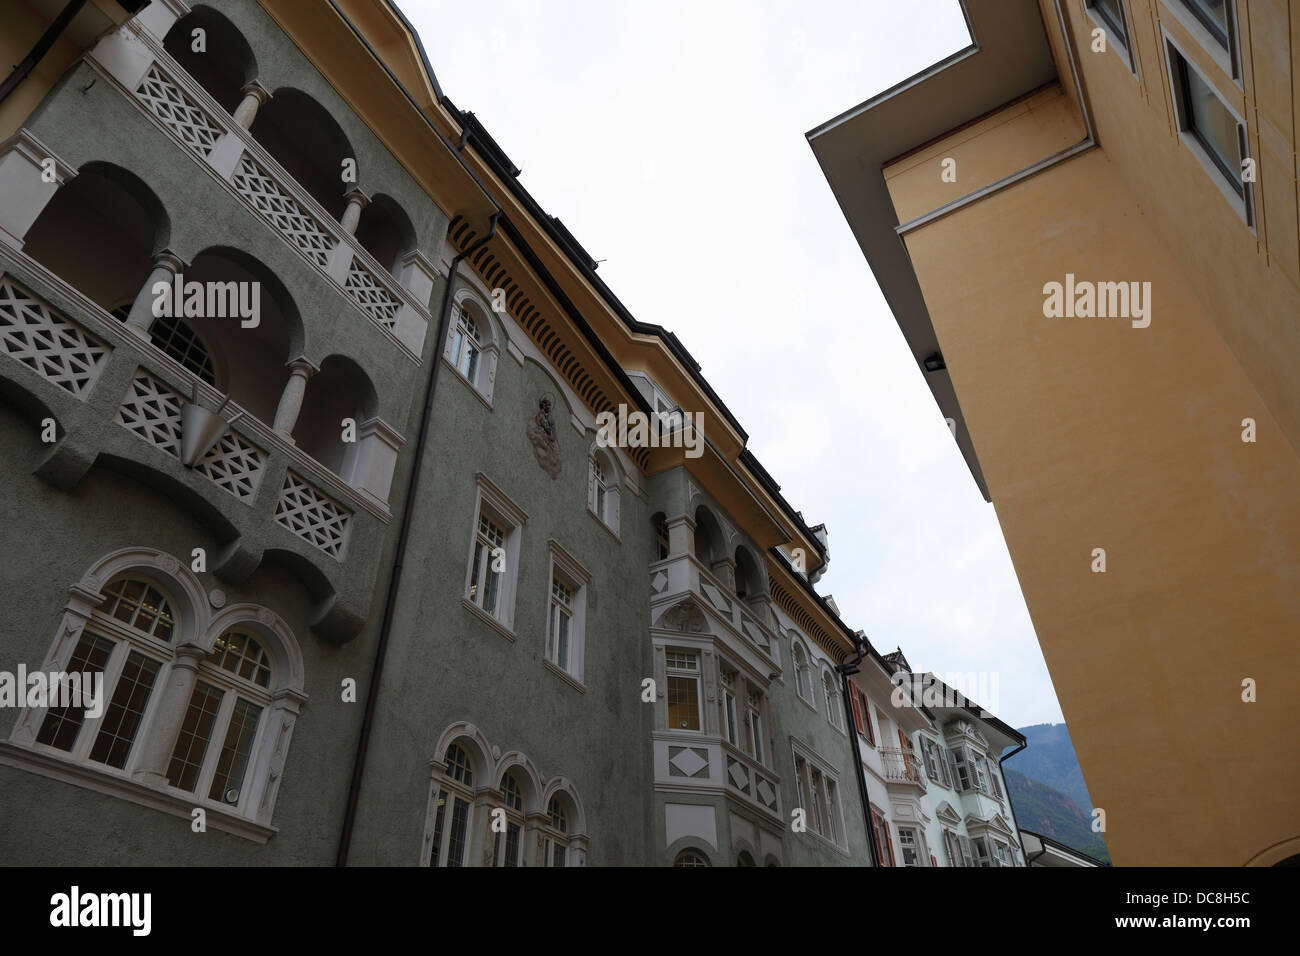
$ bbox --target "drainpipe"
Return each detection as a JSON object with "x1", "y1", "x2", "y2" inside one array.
[
  {"x1": 335, "y1": 211, "x2": 500, "y2": 867},
  {"x1": 838, "y1": 634, "x2": 880, "y2": 868},
  {"x1": 998, "y1": 737, "x2": 1029, "y2": 865},
  {"x1": 0, "y1": 0, "x2": 89, "y2": 105}
]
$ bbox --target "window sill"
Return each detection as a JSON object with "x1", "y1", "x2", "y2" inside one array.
[
  {"x1": 542, "y1": 658, "x2": 586, "y2": 694},
  {"x1": 0, "y1": 741, "x2": 276, "y2": 844},
  {"x1": 461, "y1": 597, "x2": 516, "y2": 642}
]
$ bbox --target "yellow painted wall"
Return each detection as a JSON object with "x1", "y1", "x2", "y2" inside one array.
[{"x1": 890, "y1": 76, "x2": 1300, "y2": 863}]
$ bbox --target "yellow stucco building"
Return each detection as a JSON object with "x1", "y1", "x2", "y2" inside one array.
[{"x1": 811, "y1": 0, "x2": 1300, "y2": 866}]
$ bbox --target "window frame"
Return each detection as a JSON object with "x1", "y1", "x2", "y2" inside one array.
[
  {"x1": 665, "y1": 648, "x2": 703, "y2": 733},
  {"x1": 1163, "y1": 30, "x2": 1255, "y2": 229},
  {"x1": 445, "y1": 291, "x2": 501, "y2": 405},
  {"x1": 792, "y1": 741, "x2": 849, "y2": 853},
  {"x1": 1164, "y1": 0, "x2": 1240, "y2": 81},
  {"x1": 544, "y1": 541, "x2": 590, "y2": 687},
  {"x1": 587, "y1": 449, "x2": 621, "y2": 536},
  {"x1": 821, "y1": 669, "x2": 844, "y2": 733},
  {"x1": 1085, "y1": 0, "x2": 1138, "y2": 74},
  {"x1": 462, "y1": 475, "x2": 527, "y2": 636}
]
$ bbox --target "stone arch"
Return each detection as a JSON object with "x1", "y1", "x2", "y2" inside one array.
[
  {"x1": 354, "y1": 192, "x2": 417, "y2": 276},
  {"x1": 163, "y1": 5, "x2": 259, "y2": 113},
  {"x1": 250, "y1": 87, "x2": 356, "y2": 220}
]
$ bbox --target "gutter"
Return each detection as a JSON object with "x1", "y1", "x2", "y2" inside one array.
[
  {"x1": 335, "y1": 213, "x2": 500, "y2": 866},
  {"x1": 998, "y1": 736, "x2": 1030, "y2": 865},
  {"x1": 895, "y1": 0, "x2": 1097, "y2": 239}
]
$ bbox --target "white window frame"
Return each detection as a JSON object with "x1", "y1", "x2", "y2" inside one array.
[
  {"x1": 897, "y1": 826, "x2": 924, "y2": 867},
  {"x1": 1085, "y1": 0, "x2": 1138, "y2": 74},
  {"x1": 821, "y1": 669, "x2": 844, "y2": 732},
  {"x1": 544, "y1": 541, "x2": 590, "y2": 687},
  {"x1": 462, "y1": 475, "x2": 527, "y2": 636},
  {"x1": 445, "y1": 291, "x2": 500, "y2": 405},
  {"x1": 491, "y1": 771, "x2": 526, "y2": 868},
  {"x1": 587, "y1": 448, "x2": 620, "y2": 536},
  {"x1": 744, "y1": 683, "x2": 765, "y2": 766},
  {"x1": 791, "y1": 640, "x2": 814, "y2": 707},
  {"x1": 427, "y1": 742, "x2": 476, "y2": 868},
  {"x1": 1163, "y1": 29, "x2": 1255, "y2": 230},
  {"x1": 720, "y1": 665, "x2": 739, "y2": 747}
]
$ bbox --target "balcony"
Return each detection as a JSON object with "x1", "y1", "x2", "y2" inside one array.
[
  {"x1": 0, "y1": 251, "x2": 382, "y2": 641},
  {"x1": 649, "y1": 551, "x2": 778, "y2": 666},
  {"x1": 81, "y1": 21, "x2": 434, "y2": 358},
  {"x1": 880, "y1": 748, "x2": 927, "y2": 790}
]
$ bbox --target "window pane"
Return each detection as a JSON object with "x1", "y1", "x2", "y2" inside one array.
[
  {"x1": 1182, "y1": 57, "x2": 1242, "y2": 188},
  {"x1": 1183, "y1": 0, "x2": 1229, "y2": 46},
  {"x1": 37, "y1": 631, "x2": 115, "y2": 751},
  {"x1": 1093, "y1": 0, "x2": 1127, "y2": 43},
  {"x1": 505, "y1": 822, "x2": 521, "y2": 867},
  {"x1": 208, "y1": 697, "x2": 263, "y2": 804},
  {"x1": 666, "y1": 675, "x2": 700, "y2": 730},
  {"x1": 167, "y1": 681, "x2": 224, "y2": 792},
  {"x1": 88, "y1": 651, "x2": 160, "y2": 768},
  {"x1": 446, "y1": 797, "x2": 470, "y2": 867},
  {"x1": 428, "y1": 789, "x2": 448, "y2": 867},
  {"x1": 211, "y1": 630, "x2": 272, "y2": 688}
]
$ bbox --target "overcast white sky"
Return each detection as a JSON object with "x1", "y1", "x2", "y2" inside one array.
[{"x1": 408, "y1": 0, "x2": 1065, "y2": 728}]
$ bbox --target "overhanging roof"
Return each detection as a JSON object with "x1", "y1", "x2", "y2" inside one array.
[{"x1": 806, "y1": 0, "x2": 1057, "y2": 501}]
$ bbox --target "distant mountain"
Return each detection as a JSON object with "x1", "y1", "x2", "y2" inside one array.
[
  {"x1": 1009, "y1": 722, "x2": 1095, "y2": 815},
  {"x1": 1004, "y1": 768, "x2": 1110, "y2": 864}
]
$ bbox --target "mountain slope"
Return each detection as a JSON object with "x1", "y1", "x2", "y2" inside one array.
[
  {"x1": 1004, "y1": 768, "x2": 1111, "y2": 864},
  {"x1": 1009, "y1": 722, "x2": 1095, "y2": 815}
]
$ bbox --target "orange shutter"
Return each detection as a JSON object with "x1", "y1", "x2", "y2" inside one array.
[{"x1": 850, "y1": 687, "x2": 865, "y2": 736}]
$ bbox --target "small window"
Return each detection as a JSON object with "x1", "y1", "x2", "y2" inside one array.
[
  {"x1": 652, "y1": 513, "x2": 670, "y2": 561},
  {"x1": 547, "y1": 576, "x2": 574, "y2": 672},
  {"x1": 491, "y1": 771, "x2": 525, "y2": 868},
  {"x1": 674, "y1": 849, "x2": 710, "y2": 867},
  {"x1": 792, "y1": 643, "x2": 812, "y2": 702},
  {"x1": 795, "y1": 747, "x2": 845, "y2": 849},
  {"x1": 1180, "y1": 0, "x2": 1231, "y2": 51},
  {"x1": 822, "y1": 671, "x2": 843, "y2": 731},
  {"x1": 950, "y1": 746, "x2": 973, "y2": 791},
  {"x1": 463, "y1": 478, "x2": 527, "y2": 633},
  {"x1": 587, "y1": 450, "x2": 620, "y2": 534},
  {"x1": 665, "y1": 650, "x2": 701, "y2": 731},
  {"x1": 972, "y1": 836, "x2": 992, "y2": 867},
  {"x1": 735, "y1": 850, "x2": 756, "y2": 867},
  {"x1": 993, "y1": 840, "x2": 1011, "y2": 867},
  {"x1": 545, "y1": 542, "x2": 590, "y2": 684},
  {"x1": 1086, "y1": 0, "x2": 1133, "y2": 67},
  {"x1": 744, "y1": 686, "x2": 765, "y2": 765},
  {"x1": 429, "y1": 743, "x2": 475, "y2": 868},
  {"x1": 468, "y1": 511, "x2": 507, "y2": 618},
  {"x1": 871, "y1": 808, "x2": 895, "y2": 866},
  {"x1": 720, "y1": 666, "x2": 739, "y2": 747},
  {"x1": 1166, "y1": 39, "x2": 1253, "y2": 225},
  {"x1": 898, "y1": 827, "x2": 922, "y2": 867},
  {"x1": 449, "y1": 306, "x2": 481, "y2": 383}
]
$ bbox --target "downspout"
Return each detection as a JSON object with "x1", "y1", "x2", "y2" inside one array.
[
  {"x1": 895, "y1": 0, "x2": 1096, "y2": 238},
  {"x1": 838, "y1": 635, "x2": 880, "y2": 868},
  {"x1": 0, "y1": 0, "x2": 89, "y2": 105},
  {"x1": 998, "y1": 737, "x2": 1029, "y2": 865},
  {"x1": 335, "y1": 211, "x2": 500, "y2": 866}
]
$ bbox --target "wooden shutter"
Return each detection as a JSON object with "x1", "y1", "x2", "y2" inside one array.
[
  {"x1": 850, "y1": 686, "x2": 865, "y2": 736},
  {"x1": 861, "y1": 693, "x2": 875, "y2": 745},
  {"x1": 958, "y1": 834, "x2": 974, "y2": 868}
]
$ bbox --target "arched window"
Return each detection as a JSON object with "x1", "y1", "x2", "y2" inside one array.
[
  {"x1": 693, "y1": 506, "x2": 722, "y2": 566},
  {"x1": 492, "y1": 770, "x2": 526, "y2": 867},
  {"x1": 674, "y1": 849, "x2": 710, "y2": 867},
  {"x1": 450, "y1": 306, "x2": 481, "y2": 383},
  {"x1": 823, "y1": 670, "x2": 843, "y2": 731},
  {"x1": 792, "y1": 642, "x2": 812, "y2": 702},
  {"x1": 35, "y1": 574, "x2": 174, "y2": 768},
  {"x1": 588, "y1": 448, "x2": 620, "y2": 534},
  {"x1": 429, "y1": 742, "x2": 476, "y2": 868},
  {"x1": 17, "y1": 553, "x2": 306, "y2": 836},
  {"x1": 734, "y1": 546, "x2": 762, "y2": 600},
  {"x1": 736, "y1": 850, "x2": 756, "y2": 867},
  {"x1": 165, "y1": 628, "x2": 273, "y2": 808},
  {"x1": 543, "y1": 796, "x2": 570, "y2": 867},
  {"x1": 148, "y1": 314, "x2": 217, "y2": 386}
]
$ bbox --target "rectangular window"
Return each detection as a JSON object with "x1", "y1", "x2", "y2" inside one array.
[
  {"x1": 445, "y1": 796, "x2": 471, "y2": 868},
  {"x1": 469, "y1": 512, "x2": 506, "y2": 618},
  {"x1": 1181, "y1": 0, "x2": 1230, "y2": 49},
  {"x1": 36, "y1": 631, "x2": 115, "y2": 752},
  {"x1": 943, "y1": 828, "x2": 962, "y2": 867},
  {"x1": 547, "y1": 576, "x2": 573, "y2": 672},
  {"x1": 958, "y1": 834, "x2": 975, "y2": 868},
  {"x1": 1165, "y1": 37, "x2": 1253, "y2": 226},
  {"x1": 1089, "y1": 0, "x2": 1130, "y2": 50},
  {"x1": 808, "y1": 767, "x2": 826, "y2": 835},
  {"x1": 972, "y1": 836, "x2": 992, "y2": 867},
  {"x1": 950, "y1": 747, "x2": 972, "y2": 791},
  {"x1": 859, "y1": 691, "x2": 875, "y2": 745},
  {"x1": 427, "y1": 789, "x2": 448, "y2": 867},
  {"x1": 745, "y1": 688, "x2": 764, "y2": 765},
  {"x1": 971, "y1": 752, "x2": 989, "y2": 793},
  {"x1": 898, "y1": 827, "x2": 921, "y2": 866},
  {"x1": 993, "y1": 841, "x2": 1011, "y2": 867},
  {"x1": 666, "y1": 650, "x2": 701, "y2": 731},
  {"x1": 720, "y1": 667, "x2": 738, "y2": 746}
]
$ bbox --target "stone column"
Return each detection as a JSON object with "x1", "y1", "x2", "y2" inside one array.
[
  {"x1": 272, "y1": 357, "x2": 318, "y2": 441},
  {"x1": 232, "y1": 80, "x2": 272, "y2": 129},
  {"x1": 123, "y1": 250, "x2": 186, "y2": 341},
  {"x1": 339, "y1": 188, "x2": 370, "y2": 235},
  {"x1": 131, "y1": 643, "x2": 208, "y2": 789},
  {"x1": 665, "y1": 515, "x2": 694, "y2": 558}
]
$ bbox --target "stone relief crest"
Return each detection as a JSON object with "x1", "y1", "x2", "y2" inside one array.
[
  {"x1": 526, "y1": 394, "x2": 561, "y2": 479},
  {"x1": 658, "y1": 599, "x2": 707, "y2": 633}
]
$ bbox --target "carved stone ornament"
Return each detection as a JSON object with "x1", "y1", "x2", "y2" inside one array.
[
  {"x1": 153, "y1": 553, "x2": 181, "y2": 575},
  {"x1": 660, "y1": 600, "x2": 706, "y2": 633},
  {"x1": 525, "y1": 394, "x2": 562, "y2": 480}
]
